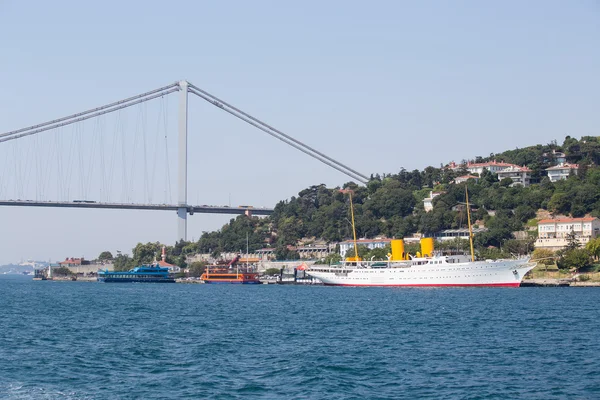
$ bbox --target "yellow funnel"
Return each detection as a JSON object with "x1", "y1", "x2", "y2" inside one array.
[
  {"x1": 390, "y1": 239, "x2": 405, "y2": 261},
  {"x1": 420, "y1": 238, "x2": 434, "y2": 257}
]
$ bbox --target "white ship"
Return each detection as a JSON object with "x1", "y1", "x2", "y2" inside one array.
[
  {"x1": 307, "y1": 188, "x2": 536, "y2": 287},
  {"x1": 307, "y1": 244, "x2": 535, "y2": 287}
]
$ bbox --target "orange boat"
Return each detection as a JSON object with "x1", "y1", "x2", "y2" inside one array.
[{"x1": 200, "y1": 255, "x2": 261, "y2": 284}]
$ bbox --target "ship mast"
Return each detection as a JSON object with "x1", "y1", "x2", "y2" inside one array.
[
  {"x1": 465, "y1": 186, "x2": 475, "y2": 262},
  {"x1": 340, "y1": 189, "x2": 359, "y2": 261}
]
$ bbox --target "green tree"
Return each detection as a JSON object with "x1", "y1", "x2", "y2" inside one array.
[
  {"x1": 557, "y1": 248, "x2": 591, "y2": 271},
  {"x1": 503, "y1": 239, "x2": 534, "y2": 256},
  {"x1": 52, "y1": 266, "x2": 73, "y2": 276},
  {"x1": 264, "y1": 268, "x2": 281, "y2": 276},
  {"x1": 132, "y1": 242, "x2": 163, "y2": 265},
  {"x1": 188, "y1": 261, "x2": 206, "y2": 277},
  {"x1": 274, "y1": 246, "x2": 300, "y2": 261},
  {"x1": 113, "y1": 253, "x2": 133, "y2": 271},
  {"x1": 531, "y1": 248, "x2": 555, "y2": 266},
  {"x1": 323, "y1": 253, "x2": 342, "y2": 265},
  {"x1": 365, "y1": 245, "x2": 391, "y2": 261},
  {"x1": 98, "y1": 251, "x2": 113, "y2": 261},
  {"x1": 547, "y1": 192, "x2": 570, "y2": 215},
  {"x1": 585, "y1": 237, "x2": 600, "y2": 260},
  {"x1": 565, "y1": 229, "x2": 581, "y2": 251}
]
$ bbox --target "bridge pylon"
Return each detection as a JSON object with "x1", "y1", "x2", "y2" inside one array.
[{"x1": 177, "y1": 80, "x2": 189, "y2": 241}]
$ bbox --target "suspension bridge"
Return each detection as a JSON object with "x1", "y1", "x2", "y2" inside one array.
[{"x1": 0, "y1": 80, "x2": 369, "y2": 241}]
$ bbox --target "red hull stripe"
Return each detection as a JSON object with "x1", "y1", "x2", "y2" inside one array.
[{"x1": 322, "y1": 282, "x2": 521, "y2": 287}]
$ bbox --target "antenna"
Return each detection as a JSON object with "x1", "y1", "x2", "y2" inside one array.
[
  {"x1": 465, "y1": 186, "x2": 475, "y2": 262},
  {"x1": 246, "y1": 232, "x2": 249, "y2": 271},
  {"x1": 340, "y1": 189, "x2": 359, "y2": 261}
]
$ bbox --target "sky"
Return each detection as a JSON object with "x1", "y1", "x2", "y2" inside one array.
[{"x1": 0, "y1": 0, "x2": 598, "y2": 264}]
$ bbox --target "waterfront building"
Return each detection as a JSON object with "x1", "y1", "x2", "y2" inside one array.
[
  {"x1": 433, "y1": 228, "x2": 488, "y2": 242},
  {"x1": 535, "y1": 217, "x2": 600, "y2": 251},
  {"x1": 59, "y1": 257, "x2": 90, "y2": 268},
  {"x1": 339, "y1": 238, "x2": 391, "y2": 258},
  {"x1": 295, "y1": 244, "x2": 332, "y2": 259},
  {"x1": 255, "y1": 248, "x2": 275, "y2": 260},
  {"x1": 255, "y1": 244, "x2": 332, "y2": 260},
  {"x1": 156, "y1": 246, "x2": 180, "y2": 273},
  {"x1": 497, "y1": 165, "x2": 532, "y2": 187},
  {"x1": 545, "y1": 163, "x2": 579, "y2": 182}
]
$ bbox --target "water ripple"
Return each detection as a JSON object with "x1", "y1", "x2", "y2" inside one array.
[{"x1": 1, "y1": 277, "x2": 599, "y2": 399}]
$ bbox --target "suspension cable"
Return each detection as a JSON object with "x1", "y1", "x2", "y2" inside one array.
[
  {"x1": 2, "y1": 82, "x2": 179, "y2": 138},
  {"x1": 0, "y1": 88, "x2": 178, "y2": 143},
  {"x1": 187, "y1": 86, "x2": 369, "y2": 184}
]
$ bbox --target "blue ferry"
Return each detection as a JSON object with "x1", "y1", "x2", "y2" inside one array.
[{"x1": 97, "y1": 264, "x2": 175, "y2": 283}]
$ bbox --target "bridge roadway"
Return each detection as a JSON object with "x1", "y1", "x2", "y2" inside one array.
[{"x1": 0, "y1": 200, "x2": 274, "y2": 215}]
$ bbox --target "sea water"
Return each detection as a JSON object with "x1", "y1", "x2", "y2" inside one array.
[{"x1": 1, "y1": 275, "x2": 599, "y2": 399}]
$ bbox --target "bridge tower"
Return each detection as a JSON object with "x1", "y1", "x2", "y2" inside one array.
[{"x1": 177, "y1": 80, "x2": 188, "y2": 241}]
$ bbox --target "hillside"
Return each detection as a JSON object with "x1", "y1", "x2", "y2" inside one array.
[{"x1": 119, "y1": 136, "x2": 600, "y2": 265}]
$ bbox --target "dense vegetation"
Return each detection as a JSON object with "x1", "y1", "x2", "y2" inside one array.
[{"x1": 108, "y1": 136, "x2": 600, "y2": 268}]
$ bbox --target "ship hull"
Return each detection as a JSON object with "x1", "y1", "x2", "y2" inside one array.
[
  {"x1": 98, "y1": 277, "x2": 175, "y2": 283},
  {"x1": 322, "y1": 282, "x2": 521, "y2": 287},
  {"x1": 308, "y1": 259, "x2": 535, "y2": 287}
]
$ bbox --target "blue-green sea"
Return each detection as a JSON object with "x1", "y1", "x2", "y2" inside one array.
[{"x1": 1, "y1": 275, "x2": 599, "y2": 399}]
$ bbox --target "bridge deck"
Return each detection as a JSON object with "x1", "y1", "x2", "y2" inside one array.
[{"x1": 0, "y1": 200, "x2": 273, "y2": 215}]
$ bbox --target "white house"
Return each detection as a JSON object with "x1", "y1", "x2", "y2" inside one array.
[
  {"x1": 450, "y1": 160, "x2": 519, "y2": 175},
  {"x1": 454, "y1": 175, "x2": 480, "y2": 184},
  {"x1": 339, "y1": 238, "x2": 391, "y2": 258},
  {"x1": 535, "y1": 217, "x2": 600, "y2": 251},
  {"x1": 497, "y1": 165, "x2": 532, "y2": 187},
  {"x1": 433, "y1": 228, "x2": 488, "y2": 242},
  {"x1": 423, "y1": 191, "x2": 443, "y2": 212},
  {"x1": 546, "y1": 163, "x2": 579, "y2": 182},
  {"x1": 542, "y1": 150, "x2": 567, "y2": 165}
]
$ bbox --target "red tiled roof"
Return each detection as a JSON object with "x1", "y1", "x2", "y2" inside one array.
[
  {"x1": 546, "y1": 163, "x2": 579, "y2": 171},
  {"x1": 498, "y1": 165, "x2": 532, "y2": 173},
  {"x1": 466, "y1": 160, "x2": 517, "y2": 168},
  {"x1": 538, "y1": 217, "x2": 597, "y2": 224},
  {"x1": 59, "y1": 258, "x2": 84, "y2": 265},
  {"x1": 157, "y1": 260, "x2": 175, "y2": 267}
]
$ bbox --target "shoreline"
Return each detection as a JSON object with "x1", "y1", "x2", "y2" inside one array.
[
  {"x1": 31, "y1": 276, "x2": 600, "y2": 287},
  {"x1": 521, "y1": 278, "x2": 600, "y2": 287}
]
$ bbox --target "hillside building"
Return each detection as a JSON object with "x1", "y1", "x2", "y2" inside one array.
[
  {"x1": 423, "y1": 191, "x2": 443, "y2": 212},
  {"x1": 546, "y1": 163, "x2": 579, "y2": 182},
  {"x1": 433, "y1": 228, "x2": 488, "y2": 242},
  {"x1": 339, "y1": 238, "x2": 391, "y2": 258},
  {"x1": 450, "y1": 161, "x2": 531, "y2": 186},
  {"x1": 450, "y1": 160, "x2": 517, "y2": 175},
  {"x1": 496, "y1": 165, "x2": 532, "y2": 187},
  {"x1": 542, "y1": 150, "x2": 567, "y2": 165},
  {"x1": 535, "y1": 217, "x2": 600, "y2": 251},
  {"x1": 454, "y1": 175, "x2": 480, "y2": 184}
]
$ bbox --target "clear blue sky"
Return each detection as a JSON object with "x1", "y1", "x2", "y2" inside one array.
[{"x1": 0, "y1": 1, "x2": 598, "y2": 264}]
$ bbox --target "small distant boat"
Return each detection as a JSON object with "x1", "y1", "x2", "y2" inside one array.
[
  {"x1": 200, "y1": 250, "x2": 261, "y2": 284},
  {"x1": 201, "y1": 233, "x2": 261, "y2": 284},
  {"x1": 98, "y1": 264, "x2": 175, "y2": 283}
]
